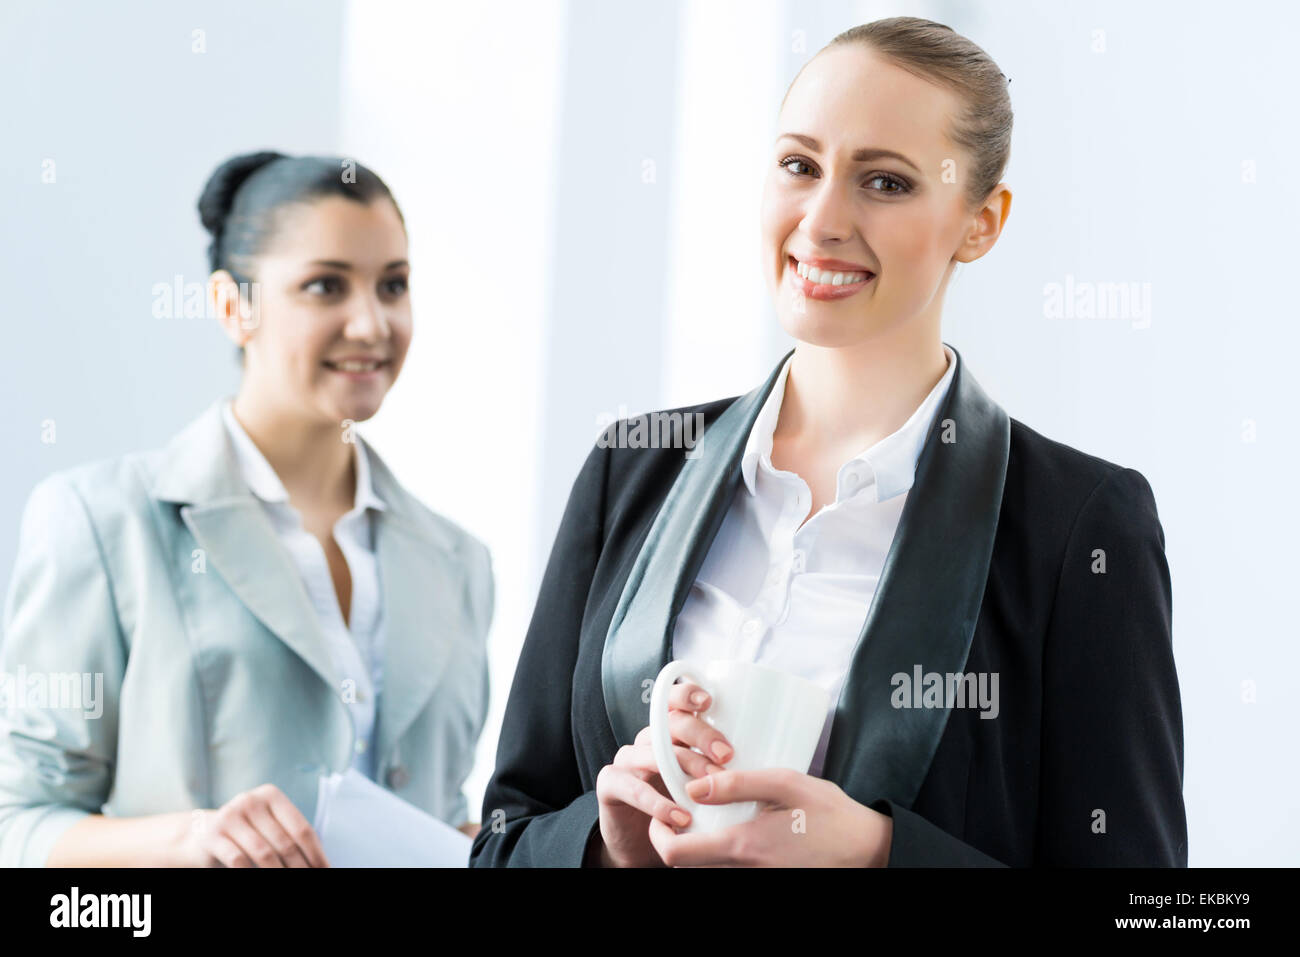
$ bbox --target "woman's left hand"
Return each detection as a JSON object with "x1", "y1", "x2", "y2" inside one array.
[{"x1": 646, "y1": 768, "x2": 892, "y2": 867}]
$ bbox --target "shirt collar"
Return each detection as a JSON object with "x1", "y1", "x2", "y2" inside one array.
[
  {"x1": 221, "y1": 399, "x2": 387, "y2": 514},
  {"x1": 740, "y1": 343, "x2": 957, "y2": 503}
]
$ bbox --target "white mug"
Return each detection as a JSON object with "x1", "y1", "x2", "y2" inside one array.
[{"x1": 649, "y1": 658, "x2": 831, "y2": 834}]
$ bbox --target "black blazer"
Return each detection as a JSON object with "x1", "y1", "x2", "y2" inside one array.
[{"x1": 470, "y1": 343, "x2": 1187, "y2": 867}]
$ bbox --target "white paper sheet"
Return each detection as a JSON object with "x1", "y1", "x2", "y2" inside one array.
[{"x1": 313, "y1": 767, "x2": 472, "y2": 867}]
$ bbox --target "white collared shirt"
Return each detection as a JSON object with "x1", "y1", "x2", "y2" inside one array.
[
  {"x1": 221, "y1": 400, "x2": 387, "y2": 781},
  {"x1": 671, "y1": 345, "x2": 957, "y2": 778}
]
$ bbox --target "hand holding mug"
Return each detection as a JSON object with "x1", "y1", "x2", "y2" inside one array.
[
  {"x1": 590, "y1": 678, "x2": 732, "y2": 868},
  {"x1": 647, "y1": 766, "x2": 894, "y2": 867},
  {"x1": 649, "y1": 659, "x2": 830, "y2": 834},
  {"x1": 642, "y1": 659, "x2": 893, "y2": 867}
]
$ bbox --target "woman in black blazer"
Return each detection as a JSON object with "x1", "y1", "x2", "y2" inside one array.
[{"x1": 471, "y1": 17, "x2": 1186, "y2": 867}]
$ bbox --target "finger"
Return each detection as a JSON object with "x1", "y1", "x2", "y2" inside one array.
[
  {"x1": 647, "y1": 814, "x2": 678, "y2": 865},
  {"x1": 263, "y1": 788, "x2": 330, "y2": 868},
  {"x1": 615, "y1": 741, "x2": 723, "y2": 780},
  {"x1": 599, "y1": 766, "x2": 692, "y2": 830},
  {"x1": 247, "y1": 802, "x2": 312, "y2": 868},
  {"x1": 633, "y1": 681, "x2": 715, "y2": 754},
  {"x1": 667, "y1": 680, "x2": 712, "y2": 714},
  {"x1": 226, "y1": 813, "x2": 287, "y2": 868},
  {"x1": 685, "y1": 768, "x2": 808, "y2": 807},
  {"x1": 649, "y1": 816, "x2": 744, "y2": 868},
  {"x1": 627, "y1": 766, "x2": 675, "y2": 803},
  {"x1": 209, "y1": 834, "x2": 254, "y2": 868},
  {"x1": 668, "y1": 709, "x2": 734, "y2": 765}
]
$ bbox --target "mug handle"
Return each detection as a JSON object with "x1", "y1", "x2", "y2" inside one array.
[{"x1": 649, "y1": 659, "x2": 705, "y2": 816}]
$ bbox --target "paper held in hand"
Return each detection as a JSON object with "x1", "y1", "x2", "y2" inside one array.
[{"x1": 313, "y1": 767, "x2": 472, "y2": 867}]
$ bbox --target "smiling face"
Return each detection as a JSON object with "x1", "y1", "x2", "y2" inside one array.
[
  {"x1": 215, "y1": 195, "x2": 412, "y2": 427},
  {"x1": 761, "y1": 44, "x2": 1002, "y2": 349}
]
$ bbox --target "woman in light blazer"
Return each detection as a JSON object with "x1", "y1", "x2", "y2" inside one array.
[
  {"x1": 471, "y1": 18, "x2": 1185, "y2": 867},
  {"x1": 0, "y1": 152, "x2": 493, "y2": 867}
]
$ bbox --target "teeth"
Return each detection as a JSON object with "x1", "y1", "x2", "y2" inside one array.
[
  {"x1": 332, "y1": 360, "x2": 381, "y2": 372},
  {"x1": 795, "y1": 260, "x2": 870, "y2": 285}
]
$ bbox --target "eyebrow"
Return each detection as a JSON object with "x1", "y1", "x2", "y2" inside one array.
[
  {"x1": 308, "y1": 259, "x2": 409, "y2": 271},
  {"x1": 775, "y1": 133, "x2": 921, "y2": 174}
]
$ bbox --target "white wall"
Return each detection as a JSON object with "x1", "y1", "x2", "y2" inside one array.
[{"x1": 0, "y1": 0, "x2": 348, "y2": 593}]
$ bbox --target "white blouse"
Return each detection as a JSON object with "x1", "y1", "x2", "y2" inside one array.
[
  {"x1": 221, "y1": 400, "x2": 386, "y2": 781},
  {"x1": 671, "y1": 345, "x2": 956, "y2": 778}
]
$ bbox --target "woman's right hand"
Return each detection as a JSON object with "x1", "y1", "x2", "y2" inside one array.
[
  {"x1": 178, "y1": 783, "x2": 330, "y2": 867},
  {"x1": 590, "y1": 679, "x2": 734, "y2": 867}
]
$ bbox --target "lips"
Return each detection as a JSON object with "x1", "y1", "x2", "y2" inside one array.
[
  {"x1": 323, "y1": 357, "x2": 390, "y2": 374},
  {"x1": 787, "y1": 255, "x2": 876, "y2": 301},
  {"x1": 792, "y1": 253, "x2": 876, "y2": 274}
]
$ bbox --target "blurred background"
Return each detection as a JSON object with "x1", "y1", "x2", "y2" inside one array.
[{"x1": 1, "y1": 0, "x2": 1295, "y2": 865}]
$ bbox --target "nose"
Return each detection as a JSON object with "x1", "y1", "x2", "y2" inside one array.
[
  {"x1": 344, "y1": 294, "x2": 390, "y2": 343},
  {"x1": 801, "y1": 174, "x2": 856, "y2": 246}
]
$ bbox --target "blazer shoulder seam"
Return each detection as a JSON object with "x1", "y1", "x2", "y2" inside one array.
[
  {"x1": 596, "y1": 427, "x2": 612, "y2": 553},
  {"x1": 44, "y1": 471, "x2": 131, "y2": 666},
  {"x1": 1041, "y1": 463, "x2": 1126, "y2": 635}
]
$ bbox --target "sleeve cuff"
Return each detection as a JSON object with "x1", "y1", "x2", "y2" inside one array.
[
  {"x1": 1, "y1": 804, "x2": 93, "y2": 868},
  {"x1": 469, "y1": 789, "x2": 602, "y2": 867},
  {"x1": 869, "y1": 798, "x2": 1007, "y2": 867}
]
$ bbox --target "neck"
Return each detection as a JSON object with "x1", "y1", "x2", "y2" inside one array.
[
  {"x1": 778, "y1": 320, "x2": 949, "y2": 453},
  {"x1": 230, "y1": 390, "x2": 355, "y2": 510}
]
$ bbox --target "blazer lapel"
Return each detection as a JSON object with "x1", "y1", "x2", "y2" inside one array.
[
  {"x1": 365, "y1": 452, "x2": 465, "y2": 764},
  {"x1": 602, "y1": 354, "x2": 789, "y2": 745},
  {"x1": 155, "y1": 404, "x2": 467, "y2": 766},
  {"x1": 820, "y1": 348, "x2": 1009, "y2": 808},
  {"x1": 600, "y1": 344, "x2": 1010, "y2": 811},
  {"x1": 153, "y1": 400, "x2": 340, "y2": 695}
]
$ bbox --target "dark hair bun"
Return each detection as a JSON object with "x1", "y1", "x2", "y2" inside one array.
[
  {"x1": 197, "y1": 150, "x2": 285, "y2": 254},
  {"x1": 196, "y1": 150, "x2": 401, "y2": 278}
]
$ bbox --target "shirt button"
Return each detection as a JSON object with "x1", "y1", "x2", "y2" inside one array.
[
  {"x1": 354, "y1": 740, "x2": 367, "y2": 754},
  {"x1": 792, "y1": 550, "x2": 806, "y2": 573},
  {"x1": 386, "y1": 765, "x2": 410, "y2": 789},
  {"x1": 741, "y1": 618, "x2": 762, "y2": 637}
]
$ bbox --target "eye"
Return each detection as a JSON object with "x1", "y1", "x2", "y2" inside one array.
[
  {"x1": 303, "y1": 275, "x2": 345, "y2": 297},
  {"x1": 780, "y1": 155, "x2": 912, "y2": 195},
  {"x1": 380, "y1": 275, "x2": 409, "y2": 298},
  {"x1": 779, "y1": 155, "x2": 816, "y2": 177},
  {"x1": 865, "y1": 173, "x2": 911, "y2": 194}
]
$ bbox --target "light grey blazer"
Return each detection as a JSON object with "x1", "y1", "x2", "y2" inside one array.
[{"x1": 0, "y1": 399, "x2": 493, "y2": 866}]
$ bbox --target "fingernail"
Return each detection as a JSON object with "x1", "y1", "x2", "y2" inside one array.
[
  {"x1": 670, "y1": 809, "x2": 691, "y2": 827},
  {"x1": 711, "y1": 741, "x2": 732, "y2": 762},
  {"x1": 688, "y1": 776, "x2": 713, "y2": 800},
  {"x1": 691, "y1": 691, "x2": 708, "y2": 706}
]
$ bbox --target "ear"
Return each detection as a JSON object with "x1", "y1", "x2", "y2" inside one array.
[
  {"x1": 209, "y1": 269, "x2": 259, "y2": 346},
  {"x1": 954, "y1": 183, "x2": 1012, "y2": 264}
]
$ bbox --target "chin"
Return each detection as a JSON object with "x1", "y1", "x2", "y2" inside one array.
[
  {"x1": 342, "y1": 401, "x2": 384, "y2": 424},
  {"x1": 320, "y1": 393, "x2": 385, "y2": 426},
  {"x1": 777, "y1": 309, "x2": 874, "y2": 349}
]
